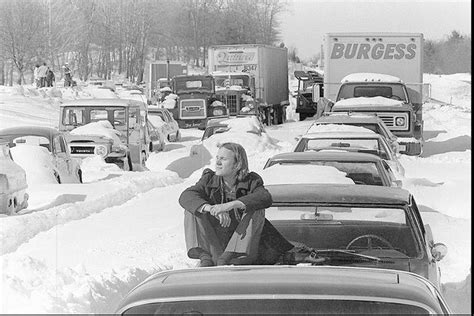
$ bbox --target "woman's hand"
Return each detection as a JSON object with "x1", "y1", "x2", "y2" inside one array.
[{"x1": 217, "y1": 212, "x2": 231, "y2": 227}]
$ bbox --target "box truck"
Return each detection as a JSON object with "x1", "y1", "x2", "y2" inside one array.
[
  {"x1": 144, "y1": 60, "x2": 187, "y2": 104},
  {"x1": 208, "y1": 44, "x2": 289, "y2": 125},
  {"x1": 315, "y1": 33, "x2": 426, "y2": 155}
]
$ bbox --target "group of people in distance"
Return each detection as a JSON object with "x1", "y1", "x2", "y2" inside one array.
[{"x1": 33, "y1": 62, "x2": 73, "y2": 88}]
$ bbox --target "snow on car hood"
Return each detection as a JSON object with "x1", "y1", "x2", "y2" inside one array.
[
  {"x1": 220, "y1": 116, "x2": 263, "y2": 134},
  {"x1": 261, "y1": 164, "x2": 354, "y2": 185},
  {"x1": 10, "y1": 145, "x2": 58, "y2": 185},
  {"x1": 69, "y1": 121, "x2": 123, "y2": 146},
  {"x1": 334, "y1": 96, "x2": 404, "y2": 108}
]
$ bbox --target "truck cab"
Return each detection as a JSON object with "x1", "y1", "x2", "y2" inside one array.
[
  {"x1": 329, "y1": 73, "x2": 423, "y2": 155},
  {"x1": 294, "y1": 70, "x2": 324, "y2": 121},
  {"x1": 212, "y1": 71, "x2": 257, "y2": 116},
  {"x1": 170, "y1": 75, "x2": 228, "y2": 129}
]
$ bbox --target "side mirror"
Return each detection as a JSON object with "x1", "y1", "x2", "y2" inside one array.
[
  {"x1": 431, "y1": 243, "x2": 448, "y2": 262},
  {"x1": 312, "y1": 84, "x2": 321, "y2": 102}
]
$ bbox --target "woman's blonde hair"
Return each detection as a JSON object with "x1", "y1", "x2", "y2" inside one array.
[{"x1": 218, "y1": 142, "x2": 249, "y2": 182}]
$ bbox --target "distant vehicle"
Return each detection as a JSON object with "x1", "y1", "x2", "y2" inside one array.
[
  {"x1": 169, "y1": 74, "x2": 228, "y2": 129},
  {"x1": 115, "y1": 266, "x2": 451, "y2": 315},
  {"x1": 294, "y1": 70, "x2": 324, "y2": 120},
  {"x1": 294, "y1": 130, "x2": 405, "y2": 176},
  {"x1": 147, "y1": 107, "x2": 181, "y2": 142},
  {"x1": 265, "y1": 183, "x2": 448, "y2": 289},
  {"x1": 208, "y1": 44, "x2": 289, "y2": 125},
  {"x1": 59, "y1": 99, "x2": 154, "y2": 171},
  {"x1": 0, "y1": 126, "x2": 83, "y2": 184},
  {"x1": 201, "y1": 115, "x2": 265, "y2": 141},
  {"x1": 0, "y1": 142, "x2": 28, "y2": 215},
  {"x1": 264, "y1": 151, "x2": 401, "y2": 187},
  {"x1": 313, "y1": 33, "x2": 426, "y2": 155},
  {"x1": 308, "y1": 112, "x2": 400, "y2": 153},
  {"x1": 143, "y1": 60, "x2": 187, "y2": 104}
]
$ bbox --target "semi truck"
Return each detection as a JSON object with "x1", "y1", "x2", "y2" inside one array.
[
  {"x1": 314, "y1": 33, "x2": 426, "y2": 155},
  {"x1": 294, "y1": 70, "x2": 324, "y2": 121},
  {"x1": 169, "y1": 74, "x2": 228, "y2": 129},
  {"x1": 208, "y1": 44, "x2": 289, "y2": 125},
  {"x1": 144, "y1": 60, "x2": 188, "y2": 104}
]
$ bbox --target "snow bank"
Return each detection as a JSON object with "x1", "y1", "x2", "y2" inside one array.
[
  {"x1": 342, "y1": 73, "x2": 402, "y2": 83},
  {"x1": 10, "y1": 145, "x2": 58, "y2": 185}
]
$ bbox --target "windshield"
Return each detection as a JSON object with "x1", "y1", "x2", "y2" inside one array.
[
  {"x1": 297, "y1": 137, "x2": 390, "y2": 160},
  {"x1": 266, "y1": 205, "x2": 420, "y2": 258},
  {"x1": 62, "y1": 106, "x2": 127, "y2": 130},
  {"x1": 124, "y1": 299, "x2": 431, "y2": 314},
  {"x1": 214, "y1": 75, "x2": 249, "y2": 88},
  {"x1": 174, "y1": 78, "x2": 213, "y2": 94},
  {"x1": 337, "y1": 83, "x2": 408, "y2": 102}
]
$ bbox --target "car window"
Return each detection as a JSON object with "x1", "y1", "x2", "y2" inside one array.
[
  {"x1": 54, "y1": 136, "x2": 66, "y2": 154},
  {"x1": 63, "y1": 108, "x2": 85, "y2": 126},
  {"x1": 305, "y1": 138, "x2": 380, "y2": 151},
  {"x1": 123, "y1": 299, "x2": 432, "y2": 314},
  {"x1": 12, "y1": 135, "x2": 51, "y2": 152},
  {"x1": 90, "y1": 109, "x2": 108, "y2": 122}
]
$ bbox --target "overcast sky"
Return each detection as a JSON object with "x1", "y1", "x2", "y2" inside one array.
[{"x1": 279, "y1": 0, "x2": 471, "y2": 60}]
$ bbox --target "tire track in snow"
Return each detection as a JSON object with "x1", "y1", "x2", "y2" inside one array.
[{"x1": 0, "y1": 171, "x2": 183, "y2": 256}]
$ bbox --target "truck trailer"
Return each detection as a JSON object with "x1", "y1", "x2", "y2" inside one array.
[
  {"x1": 315, "y1": 33, "x2": 426, "y2": 156},
  {"x1": 144, "y1": 60, "x2": 187, "y2": 104},
  {"x1": 208, "y1": 44, "x2": 289, "y2": 125}
]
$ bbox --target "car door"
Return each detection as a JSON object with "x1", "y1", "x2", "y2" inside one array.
[{"x1": 53, "y1": 135, "x2": 71, "y2": 181}]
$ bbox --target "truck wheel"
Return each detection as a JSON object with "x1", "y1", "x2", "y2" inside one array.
[{"x1": 299, "y1": 113, "x2": 307, "y2": 121}]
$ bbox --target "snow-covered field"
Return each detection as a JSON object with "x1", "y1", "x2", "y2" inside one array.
[{"x1": 0, "y1": 73, "x2": 471, "y2": 313}]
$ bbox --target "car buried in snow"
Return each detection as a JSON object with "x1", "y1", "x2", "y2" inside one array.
[
  {"x1": 0, "y1": 141, "x2": 28, "y2": 215},
  {"x1": 59, "y1": 99, "x2": 160, "y2": 171},
  {"x1": 147, "y1": 106, "x2": 181, "y2": 142},
  {"x1": 265, "y1": 183, "x2": 448, "y2": 290},
  {"x1": 115, "y1": 266, "x2": 451, "y2": 314},
  {"x1": 0, "y1": 126, "x2": 83, "y2": 184}
]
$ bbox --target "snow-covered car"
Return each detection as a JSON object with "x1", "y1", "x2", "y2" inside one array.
[
  {"x1": 0, "y1": 142, "x2": 28, "y2": 215},
  {"x1": 307, "y1": 112, "x2": 400, "y2": 153},
  {"x1": 0, "y1": 126, "x2": 82, "y2": 184},
  {"x1": 115, "y1": 266, "x2": 451, "y2": 314},
  {"x1": 264, "y1": 151, "x2": 402, "y2": 187},
  {"x1": 265, "y1": 183, "x2": 448, "y2": 290},
  {"x1": 146, "y1": 119, "x2": 166, "y2": 152},
  {"x1": 147, "y1": 106, "x2": 181, "y2": 142},
  {"x1": 59, "y1": 99, "x2": 153, "y2": 170},
  {"x1": 201, "y1": 115, "x2": 265, "y2": 141},
  {"x1": 294, "y1": 127, "x2": 405, "y2": 177}
]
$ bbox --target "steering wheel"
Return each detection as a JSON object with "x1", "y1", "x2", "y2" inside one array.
[
  {"x1": 390, "y1": 95, "x2": 403, "y2": 101},
  {"x1": 346, "y1": 234, "x2": 394, "y2": 250}
]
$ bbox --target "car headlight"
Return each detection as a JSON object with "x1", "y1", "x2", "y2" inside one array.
[
  {"x1": 213, "y1": 108, "x2": 224, "y2": 116},
  {"x1": 94, "y1": 145, "x2": 108, "y2": 157},
  {"x1": 395, "y1": 117, "x2": 406, "y2": 126}
]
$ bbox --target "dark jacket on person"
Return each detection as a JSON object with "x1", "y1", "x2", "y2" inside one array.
[{"x1": 179, "y1": 168, "x2": 293, "y2": 264}]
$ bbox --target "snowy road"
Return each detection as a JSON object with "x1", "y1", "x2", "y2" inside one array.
[{"x1": 0, "y1": 74, "x2": 471, "y2": 313}]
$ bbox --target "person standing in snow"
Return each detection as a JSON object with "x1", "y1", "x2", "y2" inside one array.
[
  {"x1": 37, "y1": 62, "x2": 48, "y2": 88},
  {"x1": 33, "y1": 64, "x2": 40, "y2": 88},
  {"x1": 45, "y1": 67, "x2": 55, "y2": 87},
  {"x1": 179, "y1": 142, "x2": 294, "y2": 267},
  {"x1": 63, "y1": 63, "x2": 72, "y2": 87}
]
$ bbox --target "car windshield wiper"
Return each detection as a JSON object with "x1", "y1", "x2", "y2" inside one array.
[{"x1": 314, "y1": 249, "x2": 386, "y2": 262}]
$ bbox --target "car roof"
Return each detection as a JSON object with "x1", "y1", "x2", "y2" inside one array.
[
  {"x1": 60, "y1": 98, "x2": 146, "y2": 108},
  {"x1": 316, "y1": 114, "x2": 383, "y2": 124},
  {"x1": 117, "y1": 266, "x2": 443, "y2": 314},
  {"x1": 0, "y1": 126, "x2": 60, "y2": 139},
  {"x1": 268, "y1": 151, "x2": 383, "y2": 163},
  {"x1": 267, "y1": 183, "x2": 409, "y2": 205},
  {"x1": 302, "y1": 131, "x2": 382, "y2": 139}
]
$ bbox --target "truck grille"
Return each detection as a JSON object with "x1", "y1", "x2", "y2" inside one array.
[
  {"x1": 70, "y1": 146, "x2": 95, "y2": 154},
  {"x1": 180, "y1": 99, "x2": 206, "y2": 119},
  {"x1": 376, "y1": 112, "x2": 409, "y2": 131}
]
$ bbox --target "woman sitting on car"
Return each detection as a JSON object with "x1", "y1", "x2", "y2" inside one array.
[{"x1": 179, "y1": 142, "x2": 294, "y2": 267}]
